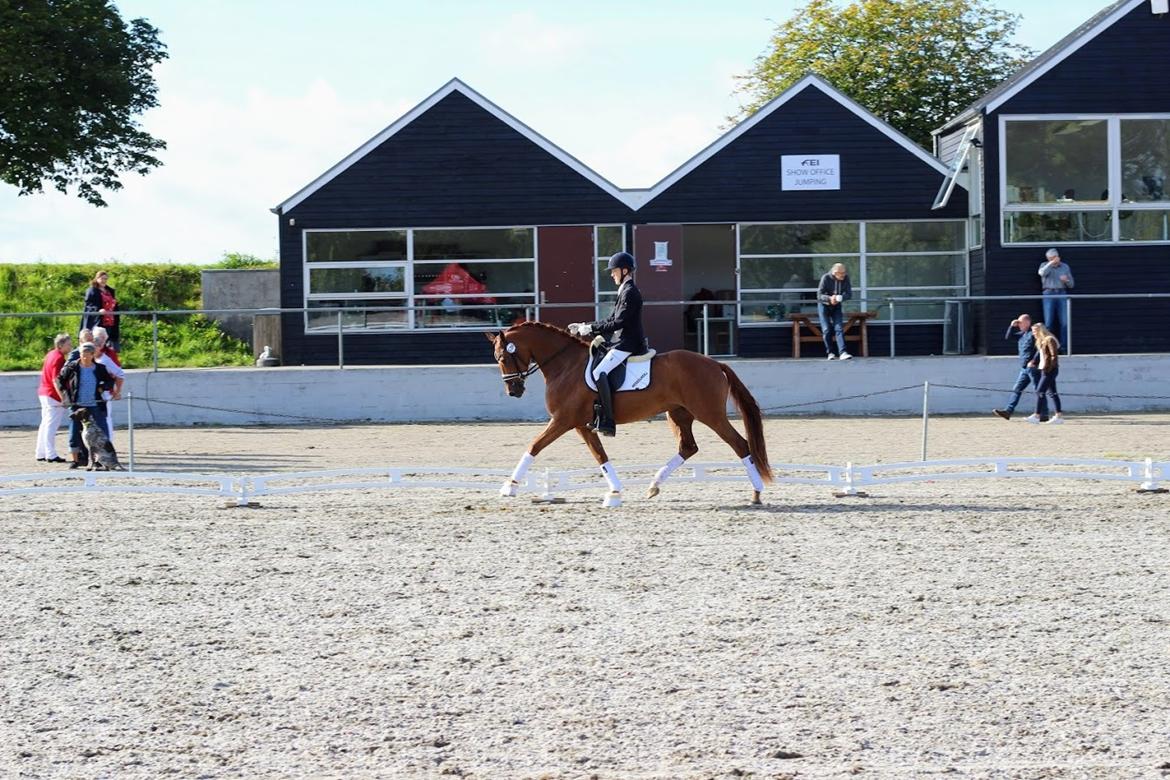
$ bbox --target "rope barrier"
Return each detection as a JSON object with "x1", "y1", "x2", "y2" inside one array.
[{"x1": 760, "y1": 384, "x2": 922, "y2": 412}]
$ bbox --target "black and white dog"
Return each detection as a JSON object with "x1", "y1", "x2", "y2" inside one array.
[{"x1": 71, "y1": 407, "x2": 125, "y2": 471}]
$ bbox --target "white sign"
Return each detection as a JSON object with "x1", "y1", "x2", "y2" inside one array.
[
  {"x1": 781, "y1": 155, "x2": 841, "y2": 191},
  {"x1": 650, "y1": 240, "x2": 672, "y2": 267}
]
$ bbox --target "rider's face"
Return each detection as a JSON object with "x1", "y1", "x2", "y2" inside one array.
[{"x1": 610, "y1": 268, "x2": 623, "y2": 286}]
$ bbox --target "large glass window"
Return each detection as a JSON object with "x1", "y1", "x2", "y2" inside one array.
[
  {"x1": 1002, "y1": 116, "x2": 1170, "y2": 244},
  {"x1": 738, "y1": 220, "x2": 967, "y2": 325},
  {"x1": 303, "y1": 226, "x2": 537, "y2": 332},
  {"x1": 594, "y1": 225, "x2": 625, "y2": 319}
]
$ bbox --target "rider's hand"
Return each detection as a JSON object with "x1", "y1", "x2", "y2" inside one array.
[{"x1": 569, "y1": 322, "x2": 593, "y2": 337}]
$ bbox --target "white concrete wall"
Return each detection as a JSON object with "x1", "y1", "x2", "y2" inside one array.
[{"x1": 3, "y1": 355, "x2": 1168, "y2": 428}]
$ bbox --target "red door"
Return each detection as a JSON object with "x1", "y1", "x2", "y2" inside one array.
[
  {"x1": 633, "y1": 224, "x2": 685, "y2": 352},
  {"x1": 537, "y1": 226, "x2": 594, "y2": 329}
]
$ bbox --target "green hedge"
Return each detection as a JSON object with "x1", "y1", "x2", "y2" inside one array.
[{"x1": 0, "y1": 260, "x2": 273, "y2": 371}]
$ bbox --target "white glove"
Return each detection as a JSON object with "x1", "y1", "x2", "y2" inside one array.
[{"x1": 568, "y1": 322, "x2": 593, "y2": 337}]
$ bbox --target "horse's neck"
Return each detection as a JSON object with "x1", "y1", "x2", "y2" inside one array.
[{"x1": 524, "y1": 329, "x2": 584, "y2": 379}]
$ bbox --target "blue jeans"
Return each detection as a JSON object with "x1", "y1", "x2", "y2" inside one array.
[
  {"x1": 818, "y1": 304, "x2": 846, "y2": 355},
  {"x1": 1036, "y1": 369, "x2": 1062, "y2": 415},
  {"x1": 1005, "y1": 367, "x2": 1046, "y2": 416},
  {"x1": 1042, "y1": 292, "x2": 1068, "y2": 347}
]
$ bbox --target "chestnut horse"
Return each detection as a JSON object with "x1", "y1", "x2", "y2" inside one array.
[{"x1": 486, "y1": 321, "x2": 773, "y2": 505}]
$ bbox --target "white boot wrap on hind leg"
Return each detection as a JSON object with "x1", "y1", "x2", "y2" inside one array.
[
  {"x1": 653, "y1": 454, "x2": 686, "y2": 486},
  {"x1": 600, "y1": 461, "x2": 623, "y2": 492},
  {"x1": 510, "y1": 452, "x2": 535, "y2": 485},
  {"x1": 741, "y1": 454, "x2": 764, "y2": 492}
]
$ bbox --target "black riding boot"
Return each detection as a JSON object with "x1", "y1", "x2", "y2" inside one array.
[{"x1": 594, "y1": 371, "x2": 616, "y2": 437}]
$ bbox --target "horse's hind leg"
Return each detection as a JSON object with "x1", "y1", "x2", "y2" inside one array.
[
  {"x1": 695, "y1": 405, "x2": 765, "y2": 505},
  {"x1": 576, "y1": 426, "x2": 623, "y2": 506},
  {"x1": 648, "y1": 408, "x2": 699, "y2": 499},
  {"x1": 500, "y1": 417, "x2": 573, "y2": 497}
]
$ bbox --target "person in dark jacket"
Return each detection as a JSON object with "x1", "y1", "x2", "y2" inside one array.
[
  {"x1": 568, "y1": 251, "x2": 646, "y2": 437},
  {"x1": 817, "y1": 263, "x2": 853, "y2": 360},
  {"x1": 82, "y1": 270, "x2": 120, "y2": 350},
  {"x1": 993, "y1": 313, "x2": 1047, "y2": 421},
  {"x1": 55, "y1": 343, "x2": 115, "y2": 469}
]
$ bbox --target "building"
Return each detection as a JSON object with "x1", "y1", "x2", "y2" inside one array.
[
  {"x1": 934, "y1": 0, "x2": 1170, "y2": 355},
  {"x1": 273, "y1": 74, "x2": 967, "y2": 365}
]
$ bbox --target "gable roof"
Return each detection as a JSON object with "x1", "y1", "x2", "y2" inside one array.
[
  {"x1": 273, "y1": 78, "x2": 632, "y2": 214},
  {"x1": 936, "y1": 0, "x2": 1144, "y2": 135},
  {"x1": 275, "y1": 74, "x2": 952, "y2": 215},
  {"x1": 632, "y1": 74, "x2": 952, "y2": 210}
]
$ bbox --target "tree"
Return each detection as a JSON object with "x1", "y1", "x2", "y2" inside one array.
[
  {"x1": 732, "y1": 0, "x2": 1033, "y2": 148},
  {"x1": 0, "y1": 0, "x2": 167, "y2": 206}
]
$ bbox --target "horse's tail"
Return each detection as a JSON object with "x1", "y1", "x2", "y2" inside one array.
[{"x1": 718, "y1": 362, "x2": 773, "y2": 484}]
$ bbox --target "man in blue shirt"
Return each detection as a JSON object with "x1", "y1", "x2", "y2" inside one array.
[{"x1": 993, "y1": 313, "x2": 1048, "y2": 421}]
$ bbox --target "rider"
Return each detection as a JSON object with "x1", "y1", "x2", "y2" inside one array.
[{"x1": 568, "y1": 251, "x2": 646, "y2": 437}]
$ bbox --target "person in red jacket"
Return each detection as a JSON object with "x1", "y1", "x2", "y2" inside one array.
[{"x1": 35, "y1": 333, "x2": 72, "y2": 463}]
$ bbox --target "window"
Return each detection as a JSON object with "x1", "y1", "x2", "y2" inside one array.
[
  {"x1": 594, "y1": 225, "x2": 625, "y2": 320},
  {"x1": 303, "y1": 227, "x2": 537, "y2": 332},
  {"x1": 1001, "y1": 115, "x2": 1170, "y2": 244},
  {"x1": 737, "y1": 220, "x2": 967, "y2": 325}
]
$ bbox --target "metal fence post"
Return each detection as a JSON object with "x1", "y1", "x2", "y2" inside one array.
[
  {"x1": 921, "y1": 381, "x2": 930, "y2": 462},
  {"x1": 889, "y1": 301, "x2": 897, "y2": 358},
  {"x1": 127, "y1": 391, "x2": 134, "y2": 472},
  {"x1": 1066, "y1": 298, "x2": 1073, "y2": 356},
  {"x1": 702, "y1": 303, "x2": 710, "y2": 356},
  {"x1": 151, "y1": 313, "x2": 159, "y2": 372},
  {"x1": 337, "y1": 311, "x2": 344, "y2": 369}
]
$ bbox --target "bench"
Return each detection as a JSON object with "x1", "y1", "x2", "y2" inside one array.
[{"x1": 786, "y1": 311, "x2": 876, "y2": 358}]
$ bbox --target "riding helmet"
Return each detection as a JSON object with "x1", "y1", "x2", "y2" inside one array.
[{"x1": 606, "y1": 251, "x2": 635, "y2": 272}]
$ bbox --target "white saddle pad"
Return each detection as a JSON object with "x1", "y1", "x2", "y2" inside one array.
[{"x1": 584, "y1": 350, "x2": 656, "y2": 392}]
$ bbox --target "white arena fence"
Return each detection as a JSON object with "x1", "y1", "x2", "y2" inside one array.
[{"x1": 0, "y1": 457, "x2": 1165, "y2": 505}]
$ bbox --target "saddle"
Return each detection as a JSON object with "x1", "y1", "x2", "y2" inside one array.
[{"x1": 584, "y1": 337, "x2": 655, "y2": 392}]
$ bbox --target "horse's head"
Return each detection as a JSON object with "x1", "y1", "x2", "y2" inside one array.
[{"x1": 485, "y1": 328, "x2": 534, "y2": 398}]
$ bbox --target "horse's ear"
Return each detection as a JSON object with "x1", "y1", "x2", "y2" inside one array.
[{"x1": 483, "y1": 331, "x2": 497, "y2": 343}]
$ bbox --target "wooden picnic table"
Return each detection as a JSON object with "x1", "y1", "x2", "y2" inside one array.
[{"x1": 786, "y1": 310, "x2": 876, "y2": 358}]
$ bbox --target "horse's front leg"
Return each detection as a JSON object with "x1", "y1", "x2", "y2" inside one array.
[
  {"x1": 499, "y1": 417, "x2": 574, "y2": 497},
  {"x1": 576, "y1": 426, "x2": 623, "y2": 507}
]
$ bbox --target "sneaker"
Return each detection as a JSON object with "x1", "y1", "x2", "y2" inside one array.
[
  {"x1": 993, "y1": 409, "x2": 1011, "y2": 421},
  {"x1": 826, "y1": 354, "x2": 837, "y2": 360},
  {"x1": 36, "y1": 457, "x2": 45, "y2": 462},
  {"x1": 68, "y1": 461, "x2": 82, "y2": 470},
  {"x1": 47, "y1": 456, "x2": 67, "y2": 463},
  {"x1": 1047, "y1": 415, "x2": 1065, "y2": 425},
  {"x1": 1024, "y1": 414, "x2": 1041, "y2": 424},
  {"x1": 1039, "y1": 416, "x2": 1050, "y2": 423},
  {"x1": 839, "y1": 352, "x2": 853, "y2": 361}
]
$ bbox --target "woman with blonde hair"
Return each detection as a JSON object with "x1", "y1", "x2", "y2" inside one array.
[{"x1": 1028, "y1": 322, "x2": 1064, "y2": 424}]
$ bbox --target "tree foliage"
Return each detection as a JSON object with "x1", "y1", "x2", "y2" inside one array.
[
  {"x1": 0, "y1": 0, "x2": 168, "y2": 206},
  {"x1": 732, "y1": 0, "x2": 1033, "y2": 148}
]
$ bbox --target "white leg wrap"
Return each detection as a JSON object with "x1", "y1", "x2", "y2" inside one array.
[
  {"x1": 600, "y1": 461, "x2": 623, "y2": 492},
  {"x1": 652, "y1": 453, "x2": 686, "y2": 487},
  {"x1": 510, "y1": 452, "x2": 535, "y2": 484},
  {"x1": 742, "y1": 454, "x2": 764, "y2": 492}
]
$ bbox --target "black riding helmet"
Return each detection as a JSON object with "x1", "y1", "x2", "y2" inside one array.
[{"x1": 606, "y1": 251, "x2": 635, "y2": 272}]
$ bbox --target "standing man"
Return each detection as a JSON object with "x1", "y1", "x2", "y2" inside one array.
[
  {"x1": 1038, "y1": 248, "x2": 1074, "y2": 348},
  {"x1": 817, "y1": 262, "x2": 853, "y2": 360},
  {"x1": 993, "y1": 314, "x2": 1047, "y2": 422},
  {"x1": 56, "y1": 342, "x2": 115, "y2": 470},
  {"x1": 568, "y1": 251, "x2": 646, "y2": 437},
  {"x1": 35, "y1": 333, "x2": 72, "y2": 463}
]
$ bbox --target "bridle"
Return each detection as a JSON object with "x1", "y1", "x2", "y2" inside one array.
[{"x1": 497, "y1": 333, "x2": 577, "y2": 388}]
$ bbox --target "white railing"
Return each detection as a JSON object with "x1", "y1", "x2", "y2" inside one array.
[{"x1": 1, "y1": 457, "x2": 1165, "y2": 505}]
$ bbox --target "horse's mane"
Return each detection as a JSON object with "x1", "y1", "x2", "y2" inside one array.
[{"x1": 509, "y1": 320, "x2": 590, "y2": 346}]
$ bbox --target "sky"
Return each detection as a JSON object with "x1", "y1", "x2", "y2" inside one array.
[{"x1": 0, "y1": 0, "x2": 1114, "y2": 264}]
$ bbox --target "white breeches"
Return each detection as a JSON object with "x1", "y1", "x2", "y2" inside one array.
[
  {"x1": 592, "y1": 348, "x2": 632, "y2": 381},
  {"x1": 37, "y1": 395, "x2": 68, "y2": 459}
]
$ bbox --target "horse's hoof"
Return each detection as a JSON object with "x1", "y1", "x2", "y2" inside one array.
[
  {"x1": 499, "y1": 481, "x2": 519, "y2": 498},
  {"x1": 751, "y1": 490, "x2": 762, "y2": 505},
  {"x1": 647, "y1": 484, "x2": 660, "y2": 499},
  {"x1": 602, "y1": 491, "x2": 622, "y2": 508}
]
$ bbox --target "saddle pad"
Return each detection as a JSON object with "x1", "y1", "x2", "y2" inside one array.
[{"x1": 584, "y1": 349, "x2": 656, "y2": 393}]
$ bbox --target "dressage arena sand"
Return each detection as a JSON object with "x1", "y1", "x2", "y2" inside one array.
[{"x1": 1, "y1": 414, "x2": 1169, "y2": 779}]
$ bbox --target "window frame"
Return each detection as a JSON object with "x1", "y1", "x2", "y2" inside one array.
[
  {"x1": 302, "y1": 225, "x2": 539, "y2": 334},
  {"x1": 736, "y1": 218, "x2": 969, "y2": 327},
  {"x1": 593, "y1": 224, "x2": 626, "y2": 320},
  {"x1": 999, "y1": 113, "x2": 1170, "y2": 246}
]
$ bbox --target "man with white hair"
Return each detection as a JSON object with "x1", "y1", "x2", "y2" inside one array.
[
  {"x1": 1038, "y1": 248, "x2": 1074, "y2": 348},
  {"x1": 91, "y1": 326, "x2": 124, "y2": 441}
]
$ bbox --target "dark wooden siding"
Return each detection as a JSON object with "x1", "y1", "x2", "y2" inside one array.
[
  {"x1": 978, "y1": 4, "x2": 1170, "y2": 356},
  {"x1": 277, "y1": 91, "x2": 632, "y2": 365},
  {"x1": 636, "y1": 88, "x2": 969, "y2": 224}
]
